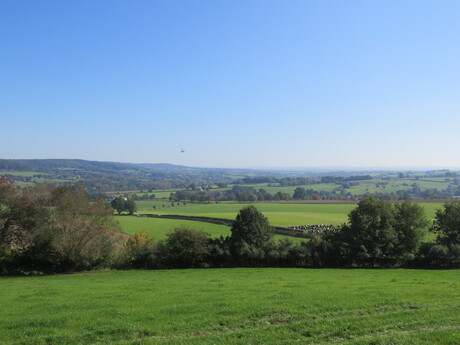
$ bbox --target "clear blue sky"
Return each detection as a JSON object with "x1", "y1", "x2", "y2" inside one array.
[{"x1": 1, "y1": 1, "x2": 459, "y2": 168}]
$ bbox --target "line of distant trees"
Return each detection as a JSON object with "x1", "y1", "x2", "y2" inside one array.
[
  {"x1": 168, "y1": 184, "x2": 460, "y2": 203},
  {"x1": 1, "y1": 178, "x2": 459, "y2": 275},
  {"x1": 168, "y1": 185, "x2": 341, "y2": 203}
]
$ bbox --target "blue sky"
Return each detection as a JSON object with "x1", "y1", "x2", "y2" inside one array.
[{"x1": 1, "y1": 1, "x2": 459, "y2": 168}]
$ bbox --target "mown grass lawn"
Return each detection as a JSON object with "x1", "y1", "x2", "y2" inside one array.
[{"x1": 1, "y1": 269, "x2": 458, "y2": 344}]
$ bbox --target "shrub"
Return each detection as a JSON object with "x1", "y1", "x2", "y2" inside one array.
[
  {"x1": 160, "y1": 227, "x2": 211, "y2": 268},
  {"x1": 122, "y1": 229, "x2": 157, "y2": 269}
]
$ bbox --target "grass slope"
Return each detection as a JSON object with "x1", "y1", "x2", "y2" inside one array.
[{"x1": 0, "y1": 269, "x2": 458, "y2": 344}]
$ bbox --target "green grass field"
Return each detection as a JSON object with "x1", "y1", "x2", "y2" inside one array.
[
  {"x1": 125, "y1": 177, "x2": 455, "y2": 201},
  {"x1": 1, "y1": 268, "x2": 458, "y2": 344},
  {"x1": 137, "y1": 202, "x2": 356, "y2": 225},
  {"x1": 115, "y1": 216, "x2": 306, "y2": 243},
  {"x1": 345, "y1": 178, "x2": 452, "y2": 195},
  {"x1": 128, "y1": 202, "x2": 445, "y2": 242},
  {"x1": 136, "y1": 201, "x2": 443, "y2": 225},
  {"x1": 116, "y1": 216, "x2": 231, "y2": 239}
]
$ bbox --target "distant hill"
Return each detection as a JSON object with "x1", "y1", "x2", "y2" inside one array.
[
  {"x1": 0, "y1": 159, "x2": 191, "y2": 173},
  {"x1": 0, "y1": 159, "x2": 256, "y2": 193},
  {"x1": 137, "y1": 163, "x2": 193, "y2": 171}
]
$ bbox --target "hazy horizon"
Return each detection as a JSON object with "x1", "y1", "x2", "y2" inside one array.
[{"x1": 2, "y1": 157, "x2": 460, "y2": 172}]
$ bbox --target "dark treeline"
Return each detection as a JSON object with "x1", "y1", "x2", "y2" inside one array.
[
  {"x1": 237, "y1": 175, "x2": 373, "y2": 186},
  {"x1": 169, "y1": 185, "x2": 341, "y2": 203},
  {"x1": 1, "y1": 178, "x2": 459, "y2": 275},
  {"x1": 168, "y1": 185, "x2": 460, "y2": 204}
]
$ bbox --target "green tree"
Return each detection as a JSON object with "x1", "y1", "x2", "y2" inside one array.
[
  {"x1": 125, "y1": 199, "x2": 137, "y2": 215},
  {"x1": 341, "y1": 198, "x2": 428, "y2": 267},
  {"x1": 293, "y1": 187, "x2": 307, "y2": 200},
  {"x1": 392, "y1": 200, "x2": 428, "y2": 259},
  {"x1": 111, "y1": 197, "x2": 125, "y2": 214},
  {"x1": 230, "y1": 205, "x2": 273, "y2": 265},
  {"x1": 231, "y1": 205, "x2": 272, "y2": 248},
  {"x1": 342, "y1": 197, "x2": 397, "y2": 266},
  {"x1": 431, "y1": 202, "x2": 460, "y2": 246}
]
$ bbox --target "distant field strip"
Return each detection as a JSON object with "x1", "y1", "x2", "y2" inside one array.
[{"x1": 0, "y1": 269, "x2": 458, "y2": 344}]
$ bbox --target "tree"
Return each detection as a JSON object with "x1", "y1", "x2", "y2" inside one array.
[
  {"x1": 293, "y1": 187, "x2": 307, "y2": 200},
  {"x1": 231, "y1": 205, "x2": 272, "y2": 248},
  {"x1": 340, "y1": 198, "x2": 428, "y2": 267},
  {"x1": 0, "y1": 177, "x2": 54, "y2": 274},
  {"x1": 342, "y1": 197, "x2": 397, "y2": 266},
  {"x1": 50, "y1": 182, "x2": 119, "y2": 271},
  {"x1": 431, "y1": 202, "x2": 460, "y2": 246},
  {"x1": 392, "y1": 200, "x2": 428, "y2": 259},
  {"x1": 230, "y1": 205, "x2": 273, "y2": 265},
  {"x1": 111, "y1": 197, "x2": 125, "y2": 214},
  {"x1": 125, "y1": 199, "x2": 137, "y2": 215}
]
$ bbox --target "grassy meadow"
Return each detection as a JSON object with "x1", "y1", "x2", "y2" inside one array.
[
  {"x1": 116, "y1": 216, "x2": 231, "y2": 239},
  {"x1": 115, "y1": 176, "x2": 456, "y2": 201},
  {"x1": 136, "y1": 202, "x2": 357, "y2": 225},
  {"x1": 115, "y1": 216, "x2": 305, "y2": 243},
  {"x1": 1, "y1": 268, "x2": 459, "y2": 345},
  {"x1": 118, "y1": 201, "x2": 445, "y2": 242},
  {"x1": 135, "y1": 201, "x2": 443, "y2": 225}
]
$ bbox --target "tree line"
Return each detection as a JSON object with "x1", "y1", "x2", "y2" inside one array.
[
  {"x1": 123, "y1": 200, "x2": 460, "y2": 269},
  {"x1": 1, "y1": 178, "x2": 459, "y2": 275}
]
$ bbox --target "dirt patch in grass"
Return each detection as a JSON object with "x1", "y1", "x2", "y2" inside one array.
[
  {"x1": 270, "y1": 321, "x2": 288, "y2": 326},
  {"x1": 191, "y1": 332, "x2": 206, "y2": 337}
]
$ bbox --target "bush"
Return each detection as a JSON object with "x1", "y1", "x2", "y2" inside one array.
[
  {"x1": 121, "y1": 229, "x2": 157, "y2": 269},
  {"x1": 159, "y1": 227, "x2": 211, "y2": 268}
]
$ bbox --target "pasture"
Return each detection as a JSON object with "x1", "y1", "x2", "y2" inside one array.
[
  {"x1": 115, "y1": 216, "x2": 305, "y2": 243},
  {"x1": 136, "y1": 201, "x2": 443, "y2": 225},
  {"x1": 116, "y1": 215, "x2": 231, "y2": 239},
  {"x1": 127, "y1": 201, "x2": 445, "y2": 242},
  {"x1": 136, "y1": 202, "x2": 356, "y2": 226},
  {"x1": 0, "y1": 269, "x2": 458, "y2": 344},
  {"x1": 124, "y1": 177, "x2": 455, "y2": 200}
]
